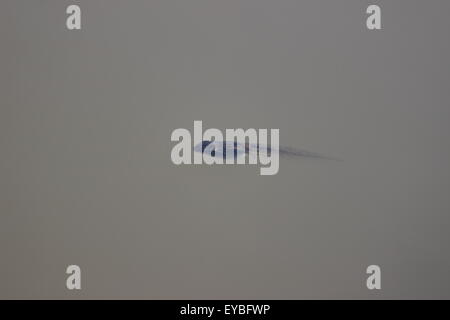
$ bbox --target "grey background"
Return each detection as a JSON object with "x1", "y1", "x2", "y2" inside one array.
[{"x1": 1, "y1": 0, "x2": 450, "y2": 299}]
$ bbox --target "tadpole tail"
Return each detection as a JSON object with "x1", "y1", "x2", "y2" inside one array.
[{"x1": 276, "y1": 146, "x2": 342, "y2": 161}]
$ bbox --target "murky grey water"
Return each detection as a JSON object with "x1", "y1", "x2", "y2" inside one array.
[{"x1": 1, "y1": 0, "x2": 450, "y2": 299}]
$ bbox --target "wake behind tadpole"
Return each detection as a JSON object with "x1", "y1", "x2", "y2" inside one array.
[{"x1": 276, "y1": 146, "x2": 341, "y2": 161}]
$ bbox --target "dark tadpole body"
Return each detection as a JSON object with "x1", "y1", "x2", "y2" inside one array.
[{"x1": 195, "y1": 140, "x2": 339, "y2": 161}]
